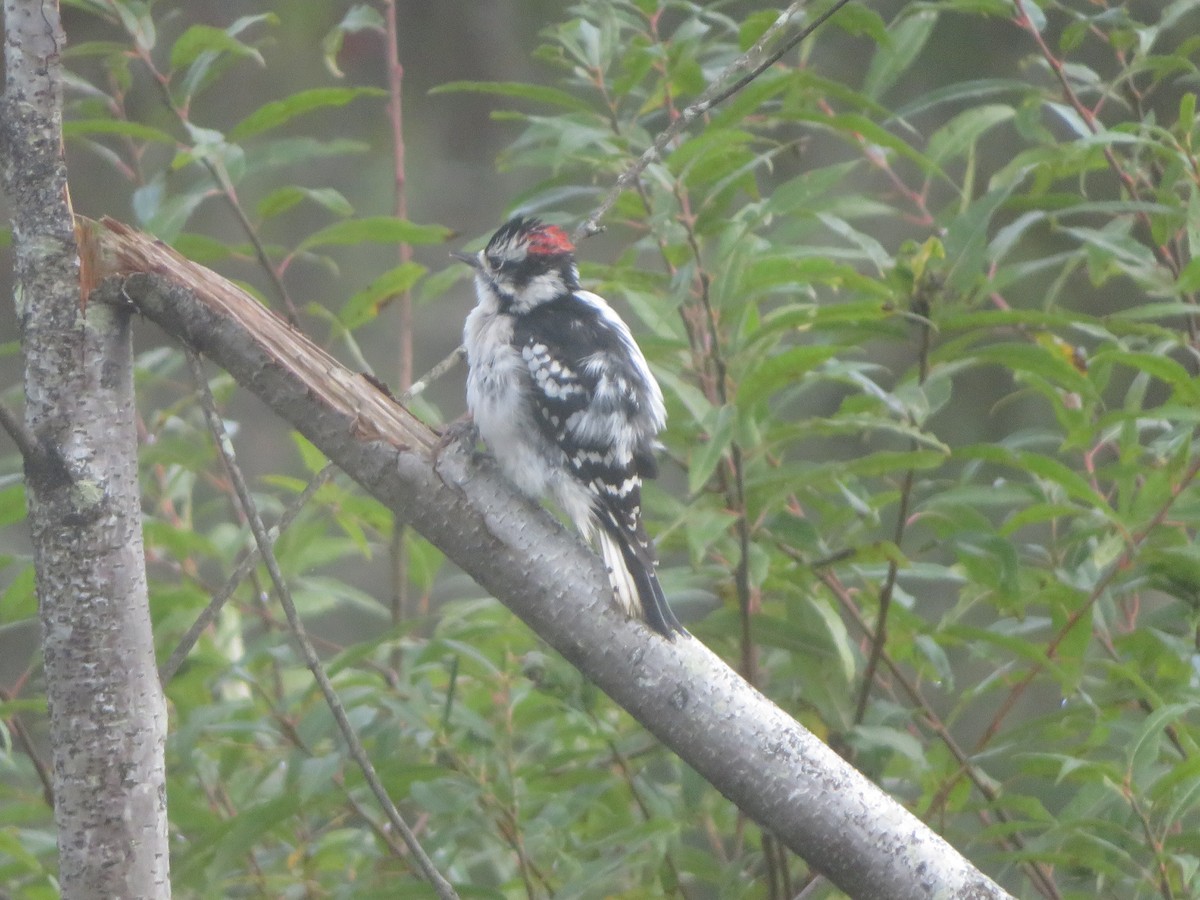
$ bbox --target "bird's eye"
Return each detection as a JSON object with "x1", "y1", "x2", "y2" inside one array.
[{"x1": 488, "y1": 255, "x2": 518, "y2": 276}]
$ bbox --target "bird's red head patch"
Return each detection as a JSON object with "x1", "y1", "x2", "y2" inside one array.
[{"x1": 528, "y1": 225, "x2": 574, "y2": 256}]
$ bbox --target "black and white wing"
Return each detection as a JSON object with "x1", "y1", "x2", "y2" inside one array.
[{"x1": 512, "y1": 292, "x2": 682, "y2": 636}]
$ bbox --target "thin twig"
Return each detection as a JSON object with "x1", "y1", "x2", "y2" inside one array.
[
  {"x1": 0, "y1": 400, "x2": 39, "y2": 461},
  {"x1": 201, "y1": 158, "x2": 301, "y2": 323},
  {"x1": 382, "y1": 0, "x2": 413, "y2": 393},
  {"x1": 854, "y1": 314, "x2": 933, "y2": 723},
  {"x1": 792, "y1": 874, "x2": 827, "y2": 899},
  {"x1": 0, "y1": 399, "x2": 72, "y2": 485},
  {"x1": 673, "y1": 190, "x2": 755, "y2": 681},
  {"x1": 731, "y1": 444, "x2": 757, "y2": 684},
  {"x1": 184, "y1": 349, "x2": 458, "y2": 900},
  {"x1": 341, "y1": 780, "x2": 423, "y2": 860},
  {"x1": 574, "y1": 0, "x2": 854, "y2": 241},
  {"x1": 159, "y1": 459, "x2": 338, "y2": 683},
  {"x1": 0, "y1": 683, "x2": 55, "y2": 808},
  {"x1": 402, "y1": 346, "x2": 465, "y2": 401},
  {"x1": 1124, "y1": 781, "x2": 1174, "y2": 900},
  {"x1": 679, "y1": 200, "x2": 758, "y2": 684},
  {"x1": 382, "y1": 0, "x2": 415, "y2": 651}
]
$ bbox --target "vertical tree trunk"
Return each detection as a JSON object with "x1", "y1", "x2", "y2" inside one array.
[{"x1": 1, "y1": 2, "x2": 170, "y2": 897}]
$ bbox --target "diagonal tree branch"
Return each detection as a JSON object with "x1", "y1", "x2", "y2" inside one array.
[{"x1": 83, "y1": 215, "x2": 1012, "y2": 900}]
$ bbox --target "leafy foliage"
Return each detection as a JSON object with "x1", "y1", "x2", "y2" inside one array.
[{"x1": 3, "y1": 0, "x2": 1200, "y2": 897}]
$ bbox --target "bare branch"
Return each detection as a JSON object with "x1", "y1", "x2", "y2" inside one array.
[
  {"x1": 159, "y1": 461, "x2": 338, "y2": 683},
  {"x1": 404, "y1": 345, "x2": 466, "y2": 402},
  {"x1": 0, "y1": 398, "x2": 72, "y2": 487},
  {"x1": 381, "y1": 0, "x2": 416, "y2": 649},
  {"x1": 0, "y1": 399, "x2": 39, "y2": 461}
]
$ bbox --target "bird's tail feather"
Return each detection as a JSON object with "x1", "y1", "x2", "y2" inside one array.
[
  {"x1": 598, "y1": 528, "x2": 639, "y2": 617},
  {"x1": 597, "y1": 526, "x2": 685, "y2": 639}
]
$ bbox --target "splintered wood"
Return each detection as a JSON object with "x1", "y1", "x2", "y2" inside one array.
[{"x1": 80, "y1": 216, "x2": 435, "y2": 455}]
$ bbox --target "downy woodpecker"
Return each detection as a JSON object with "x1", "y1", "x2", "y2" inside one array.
[{"x1": 453, "y1": 217, "x2": 684, "y2": 637}]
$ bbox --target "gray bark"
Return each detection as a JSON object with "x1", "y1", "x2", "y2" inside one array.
[
  {"x1": 1, "y1": 5, "x2": 170, "y2": 899},
  {"x1": 94, "y1": 221, "x2": 1012, "y2": 900}
]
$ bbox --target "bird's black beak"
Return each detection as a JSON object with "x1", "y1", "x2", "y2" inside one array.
[{"x1": 450, "y1": 250, "x2": 481, "y2": 270}]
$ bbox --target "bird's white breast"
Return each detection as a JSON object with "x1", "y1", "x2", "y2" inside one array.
[{"x1": 463, "y1": 301, "x2": 553, "y2": 499}]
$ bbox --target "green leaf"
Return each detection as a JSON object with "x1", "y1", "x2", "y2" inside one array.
[
  {"x1": 863, "y1": 9, "x2": 938, "y2": 101},
  {"x1": 738, "y1": 10, "x2": 781, "y2": 50},
  {"x1": 0, "y1": 692, "x2": 45, "y2": 717},
  {"x1": 297, "y1": 216, "x2": 451, "y2": 251},
  {"x1": 1128, "y1": 703, "x2": 1197, "y2": 780},
  {"x1": 935, "y1": 307, "x2": 1100, "y2": 335},
  {"x1": 941, "y1": 183, "x2": 1015, "y2": 293},
  {"x1": 655, "y1": 368, "x2": 716, "y2": 424},
  {"x1": 832, "y1": 4, "x2": 890, "y2": 45},
  {"x1": 338, "y1": 262, "x2": 428, "y2": 330},
  {"x1": 1091, "y1": 349, "x2": 1200, "y2": 405},
  {"x1": 0, "y1": 482, "x2": 27, "y2": 527},
  {"x1": 959, "y1": 445, "x2": 1112, "y2": 515},
  {"x1": 765, "y1": 160, "x2": 861, "y2": 216},
  {"x1": 323, "y1": 4, "x2": 385, "y2": 77},
  {"x1": 174, "y1": 123, "x2": 243, "y2": 179},
  {"x1": 816, "y1": 213, "x2": 893, "y2": 273},
  {"x1": 290, "y1": 432, "x2": 328, "y2": 473},
  {"x1": 1188, "y1": 182, "x2": 1200, "y2": 263},
  {"x1": 927, "y1": 104, "x2": 1015, "y2": 164},
  {"x1": 230, "y1": 87, "x2": 388, "y2": 141},
  {"x1": 208, "y1": 795, "x2": 301, "y2": 873},
  {"x1": 679, "y1": 503, "x2": 740, "y2": 563},
  {"x1": 1180, "y1": 91, "x2": 1197, "y2": 137},
  {"x1": 256, "y1": 186, "x2": 353, "y2": 221},
  {"x1": 789, "y1": 412, "x2": 949, "y2": 452},
  {"x1": 893, "y1": 78, "x2": 1031, "y2": 120},
  {"x1": 852, "y1": 725, "x2": 927, "y2": 765},
  {"x1": 169, "y1": 24, "x2": 264, "y2": 70},
  {"x1": 948, "y1": 622, "x2": 1074, "y2": 676},
  {"x1": 838, "y1": 449, "x2": 946, "y2": 479},
  {"x1": 1062, "y1": 224, "x2": 1162, "y2": 286},
  {"x1": 737, "y1": 346, "x2": 841, "y2": 406},
  {"x1": 255, "y1": 186, "x2": 307, "y2": 220},
  {"x1": 957, "y1": 342, "x2": 1093, "y2": 397},
  {"x1": 809, "y1": 595, "x2": 856, "y2": 683},
  {"x1": 737, "y1": 255, "x2": 864, "y2": 298},
  {"x1": 0, "y1": 564, "x2": 36, "y2": 624},
  {"x1": 430, "y1": 80, "x2": 592, "y2": 113},
  {"x1": 171, "y1": 232, "x2": 242, "y2": 264},
  {"x1": 143, "y1": 520, "x2": 219, "y2": 562},
  {"x1": 63, "y1": 118, "x2": 176, "y2": 143},
  {"x1": 405, "y1": 533, "x2": 446, "y2": 594},
  {"x1": 801, "y1": 111, "x2": 947, "y2": 183},
  {"x1": 688, "y1": 405, "x2": 736, "y2": 495},
  {"x1": 245, "y1": 137, "x2": 370, "y2": 170},
  {"x1": 666, "y1": 128, "x2": 755, "y2": 183},
  {"x1": 131, "y1": 174, "x2": 210, "y2": 242}
]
